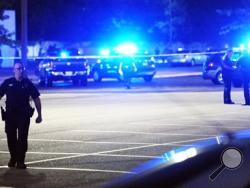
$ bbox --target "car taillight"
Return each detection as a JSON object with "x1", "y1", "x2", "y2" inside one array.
[
  {"x1": 83, "y1": 62, "x2": 88, "y2": 67},
  {"x1": 208, "y1": 62, "x2": 214, "y2": 67}
]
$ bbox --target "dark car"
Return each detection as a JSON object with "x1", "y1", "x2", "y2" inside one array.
[
  {"x1": 90, "y1": 57, "x2": 156, "y2": 82},
  {"x1": 38, "y1": 58, "x2": 89, "y2": 87},
  {"x1": 202, "y1": 51, "x2": 242, "y2": 86}
]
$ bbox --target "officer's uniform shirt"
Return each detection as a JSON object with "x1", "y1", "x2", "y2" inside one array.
[
  {"x1": 238, "y1": 55, "x2": 250, "y2": 74},
  {"x1": 0, "y1": 77, "x2": 40, "y2": 113},
  {"x1": 222, "y1": 55, "x2": 234, "y2": 73}
]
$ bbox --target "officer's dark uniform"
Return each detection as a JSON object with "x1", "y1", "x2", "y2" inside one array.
[
  {"x1": 121, "y1": 58, "x2": 136, "y2": 89},
  {"x1": 222, "y1": 53, "x2": 235, "y2": 104},
  {"x1": 238, "y1": 54, "x2": 250, "y2": 105},
  {"x1": 0, "y1": 77, "x2": 40, "y2": 165}
]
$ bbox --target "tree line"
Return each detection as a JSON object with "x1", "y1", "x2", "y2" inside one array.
[{"x1": 0, "y1": 0, "x2": 250, "y2": 47}]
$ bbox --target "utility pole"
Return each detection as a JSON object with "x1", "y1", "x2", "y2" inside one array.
[{"x1": 21, "y1": 0, "x2": 28, "y2": 66}]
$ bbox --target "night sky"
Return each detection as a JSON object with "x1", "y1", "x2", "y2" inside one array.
[{"x1": 8, "y1": 0, "x2": 248, "y2": 46}]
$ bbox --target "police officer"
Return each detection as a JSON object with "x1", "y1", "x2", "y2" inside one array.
[
  {"x1": 0, "y1": 61, "x2": 42, "y2": 169},
  {"x1": 119, "y1": 57, "x2": 137, "y2": 89},
  {"x1": 237, "y1": 53, "x2": 250, "y2": 105},
  {"x1": 221, "y1": 49, "x2": 236, "y2": 104}
]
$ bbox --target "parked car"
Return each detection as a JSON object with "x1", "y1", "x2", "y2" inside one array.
[
  {"x1": 202, "y1": 52, "x2": 225, "y2": 84},
  {"x1": 90, "y1": 57, "x2": 156, "y2": 82},
  {"x1": 202, "y1": 51, "x2": 242, "y2": 86},
  {"x1": 165, "y1": 50, "x2": 207, "y2": 66},
  {"x1": 190, "y1": 50, "x2": 208, "y2": 66},
  {"x1": 38, "y1": 58, "x2": 89, "y2": 87}
]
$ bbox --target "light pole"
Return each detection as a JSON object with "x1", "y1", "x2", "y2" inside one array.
[{"x1": 21, "y1": 0, "x2": 28, "y2": 66}]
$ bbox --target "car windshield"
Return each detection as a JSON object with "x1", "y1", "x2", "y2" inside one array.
[{"x1": 0, "y1": 1, "x2": 250, "y2": 188}]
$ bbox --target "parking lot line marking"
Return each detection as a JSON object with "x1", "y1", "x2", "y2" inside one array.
[
  {"x1": 71, "y1": 130, "x2": 216, "y2": 137},
  {"x1": 0, "y1": 150, "x2": 162, "y2": 159},
  {"x1": 0, "y1": 166, "x2": 134, "y2": 174},
  {"x1": 25, "y1": 136, "x2": 215, "y2": 165},
  {"x1": 20, "y1": 138, "x2": 195, "y2": 146},
  {"x1": 129, "y1": 122, "x2": 250, "y2": 129},
  {"x1": 25, "y1": 139, "x2": 161, "y2": 145},
  {"x1": 30, "y1": 167, "x2": 136, "y2": 174}
]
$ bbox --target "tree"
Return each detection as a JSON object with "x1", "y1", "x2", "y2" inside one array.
[
  {"x1": 217, "y1": 0, "x2": 250, "y2": 43},
  {"x1": 0, "y1": 0, "x2": 16, "y2": 46},
  {"x1": 148, "y1": 0, "x2": 187, "y2": 43}
]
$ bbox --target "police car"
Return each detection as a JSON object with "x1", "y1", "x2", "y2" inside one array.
[
  {"x1": 38, "y1": 58, "x2": 89, "y2": 87},
  {"x1": 90, "y1": 57, "x2": 156, "y2": 82}
]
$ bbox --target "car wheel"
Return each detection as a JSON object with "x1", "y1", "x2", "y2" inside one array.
[
  {"x1": 212, "y1": 71, "x2": 223, "y2": 85},
  {"x1": 93, "y1": 71, "x2": 102, "y2": 82},
  {"x1": 190, "y1": 59, "x2": 195, "y2": 66},
  {"x1": 143, "y1": 75, "x2": 153, "y2": 82},
  {"x1": 80, "y1": 76, "x2": 88, "y2": 86},
  {"x1": 72, "y1": 77, "x2": 79, "y2": 86}
]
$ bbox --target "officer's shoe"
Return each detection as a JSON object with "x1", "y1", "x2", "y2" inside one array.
[
  {"x1": 126, "y1": 84, "x2": 131, "y2": 89},
  {"x1": 8, "y1": 158, "x2": 16, "y2": 168},
  {"x1": 224, "y1": 101, "x2": 235, "y2": 104},
  {"x1": 16, "y1": 162, "x2": 27, "y2": 169},
  {"x1": 243, "y1": 103, "x2": 250, "y2": 106}
]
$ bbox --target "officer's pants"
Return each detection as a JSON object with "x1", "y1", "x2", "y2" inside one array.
[
  {"x1": 123, "y1": 72, "x2": 132, "y2": 89},
  {"x1": 5, "y1": 113, "x2": 30, "y2": 162},
  {"x1": 222, "y1": 72, "x2": 233, "y2": 103},
  {"x1": 242, "y1": 73, "x2": 250, "y2": 104}
]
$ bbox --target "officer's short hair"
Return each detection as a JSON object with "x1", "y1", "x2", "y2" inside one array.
[{"x1": 13, "y1": 61, "x2": 24, "y2": 67}]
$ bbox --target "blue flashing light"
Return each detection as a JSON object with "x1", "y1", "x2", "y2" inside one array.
[
  {"x1": 60, "y1": 51, "x2": 70, "y2": 58},
  {"x1": 240, "y1": 43, "x2": 246, "y2": 51},
  {"x1": 100, "y1": 49, "x2": 110, "y2": 56},
  {"x1": 115, "y1": 42, "x2": 138, "y2": 55}
]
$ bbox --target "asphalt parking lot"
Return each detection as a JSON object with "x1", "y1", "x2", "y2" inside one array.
[{"x1": 0, "y1": 66, "x2": 249, "y2": 188}]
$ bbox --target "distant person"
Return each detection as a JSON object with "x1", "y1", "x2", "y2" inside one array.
[
  {"x1": 237, "y1": 53, "x2": 250, "y2": 105},
  {"x1": 119, "y1": 58, "x2": 137, "y2": 89},
  {"x1": 221, "y1": 49, "x2": 236, "y2": 104},
  {"x1": 0, "y1": 61, "x2": 42, "y2": 169}
]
